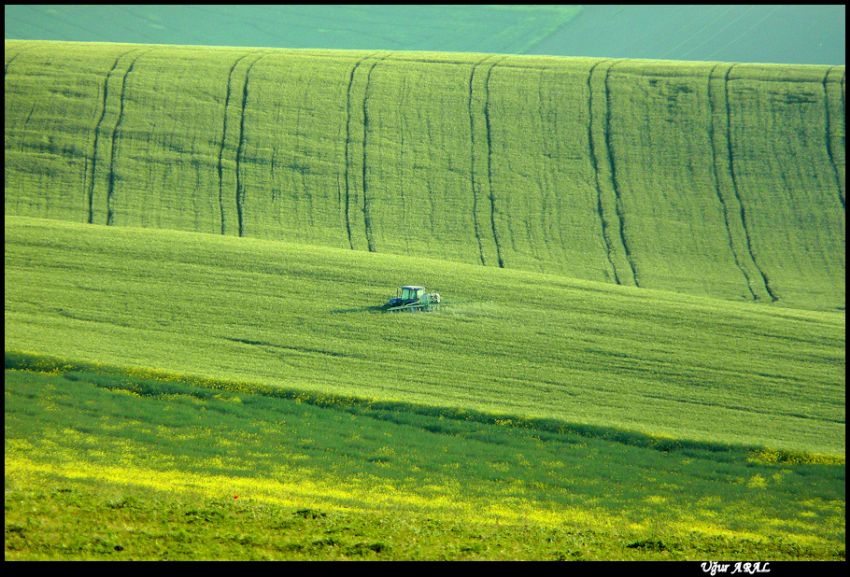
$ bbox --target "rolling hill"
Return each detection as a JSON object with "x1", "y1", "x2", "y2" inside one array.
[
  {"x1": 4, "y1": 215, "x2": 845, "y2": 559},
  {"x1": 4, "y1": 37, "x2": 845, "y2": 560},
  {"x1": 4, "y1": 40, "x2": 845, "y2": 310},
  {"x1": 4, "y1": 5, "x2": 844, "y2": 65}
]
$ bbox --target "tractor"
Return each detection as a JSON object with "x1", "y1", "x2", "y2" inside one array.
[{"x1": 382, "y1": 285, "x2": 441, "y2": 312}]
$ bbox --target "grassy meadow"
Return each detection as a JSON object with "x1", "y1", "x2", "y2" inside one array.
[
  {"x1": 4, "y1": 35, "x2": 846, "y2": 561},
  {"x1": 5, "y1": 360, "x2": 845, "y2": 560},
  {"x1": 5, "y1": 216, "x2": 845, "y2": 456}
]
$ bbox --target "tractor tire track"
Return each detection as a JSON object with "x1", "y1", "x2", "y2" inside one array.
[
  {"x1": 86, "y1": 49, "x2": 135, "y2": 225},
  {"x1": 235, "y1": 53, "x2": 269, "y2": 238},
  {"x1": 4, "y1": 50, "x2": 25, "y2": 78},
  {"x1": 361, "y1": 55, "x2": 388, "y2": 253},
  {"x1": 4, "y1": 45, "x2": 40, "y2": 78},
  {"x1": 343, "y1": 52, "x2": 381, "y2": 250},
  {"x1": 707, "y1": 63, "x2": 759, "y2": 300},
  {"x1": 484, "y1": 57, "x2": 506, "y2": 268},
  {"x1": 468, "y1": 55, "x2": 494, "y2": 266},
  {"x1": 723, "y1": 64, "x2": 778, "y2": 302},
  {"x1": 603, "y1": 60, "x2": 640, "y2": 287},
  {"x1": 4, "y1": 53, "x2": 19, "y2": 78},
  {"x1": 587, "y1": 60, "x2": 621, "y2": 285},
  {"x1": 217, "y1": 53, "x2": 251, "y2": 235},
  {"x1": 823, "y1": 66, "x2": 845, "y2": 211},
  {"x1": 106, "y1": 49, "x2": 149, "y2": 226}
]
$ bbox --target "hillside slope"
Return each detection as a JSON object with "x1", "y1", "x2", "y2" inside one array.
[
  {"x1": 5, "y1": 216, "x2": 845, "y2": 456},
  {"x1": 4, "y1": 5, "x2": 843, "y2": 65},
  {"x1": 3, "y1": 5, "x2": 581, "y2": 55},
  {"x1": 529, "y1": 5, "x2": 845, "y2": 65},
  {"x1": 4, "y1": 40, "x2": 845, "y2": 310}
]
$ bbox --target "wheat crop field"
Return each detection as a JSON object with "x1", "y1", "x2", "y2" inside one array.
[{"x1": 3, "y1": 11, "x2": 845, "y2": 561}]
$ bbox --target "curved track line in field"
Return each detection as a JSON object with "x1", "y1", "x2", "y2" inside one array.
[
  {"x1": 4, "y1": 52, "x2": 20, "y2": 78},
  {"x1": 468, "y1": 55, "x2": 495, "y2": 266},
  {"x1": 86, "y1": 49, "x2": 135, "y2": 225},
  {"x1": 361, "y1": 54, "x2": 390, "y2": 253},
  {"x1": 723, "y1": 64, "x2": 778, "y2": 303},
  {"x1": 105, "y1": 49, "x2": 150, "y2": 227},
  {"x1": 343, "y1": 52, "x2": 381, "y2": 250},
  {"x1": 823, "y1": 66, "x2": 845, "y2": 211},
  {"x1": 604, "y1": 60, "x2": 640, "y2": 287},
  {"x1": 707, "y1": 63, "x2": 759, "y2": 301},
  {"x1": 235, "y1": 53, "x2": 269, "y2": 238},
  {"x1": 4, "y1": 46, "x2": 35, "y2": 78},
  {"x1": 587, "y1": 59, "x2": 621, "y2": 285},
  {"x1": 484, "y1": 57, "x2": 507, "y2": 269},
  {"x1": 217, "y1": 52, "x2": 252, "y2": 236}
]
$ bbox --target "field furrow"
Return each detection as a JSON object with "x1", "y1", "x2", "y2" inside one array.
[
  {"x1": 723, "y1": 65, "x2": 778, "y2": 303},
  {"x1": 106, "y1": 49, "x2": 148, "y2": 227},
  {"x1": 343, "y1": 53, "x2": 378, "y2": 251},
  {"x1": 707, "y1": 63, "x2": 760, "y2": 301},
  {"x1": 361, "y1": 56, "x2": 382, "y2": 252},
  {"x1": 217, "y1": 53, "x2": 252, "y2": 236},
  {"x1": 4, "y1": 41, "x2": 845, "y2": 310},
  {"x1": 604, "y1": 61, "x2": 640, "y2": 287},
  {"x1": 588, "y1": 60, "x2": 629, "y2": 285},
  {"x1": 725, "y1": 64, "x2": 845, "y2": 308},
  {"x1": 86, "y1": 49, "x2": 133, "y2": 224},
  {"x1": 235, "y1": 54, "x2": 267, "y2": 237},
  {"x1": 483, "y1": 59, "x2": 505, "y2": 269},
  {"x1": 824, "y1": 66, "x2": 846, "y2": 210},
  {"x1": 583, "y1": 62, "x2": 619, "y2": 284},
  {"x1": 467, "y1": 56, "x2": 492, "y2": 266}
]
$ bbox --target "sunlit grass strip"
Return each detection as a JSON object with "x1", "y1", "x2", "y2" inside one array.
[
  {"x1": 7, "y1": 456, "x2": 613, "y2": 531},
  {"x1": 5, "y1": 366, "x2": 845, "y2": 559}
]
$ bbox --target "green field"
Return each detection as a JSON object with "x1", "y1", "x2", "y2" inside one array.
[
  {"x1": 3, "y1": 5, "x2": 581, "y2": 55},
  {"x1": 5, "y1": 5, "x2": 844, "y2": 65},
  {"x1": 4, "y1": 41, "x2": 845, "y2": 311},
  {"x1": 4, "y1": 216, "x2": 846, "y2": 559},
  {"x1": 5, "y1": 365, "x2": 844, "y2": 560},
  {"x1": 5, "y1": 216, "x2": 845, "y2": 455},
  {"x1": 4, "y1": 36, "x2": 846, "y2": 560}
]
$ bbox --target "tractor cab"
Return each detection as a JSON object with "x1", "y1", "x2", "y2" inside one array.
[{"x1": 399, "y1": 285, "x2": 425, "y2": 302}]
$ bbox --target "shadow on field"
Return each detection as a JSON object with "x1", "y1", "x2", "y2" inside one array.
[
  {"x1": 330, "y1": 305, "x2": 386, "y2": 314},
  {"x1": 5, "y1": 350, "x2": 844, "y2": 466}
]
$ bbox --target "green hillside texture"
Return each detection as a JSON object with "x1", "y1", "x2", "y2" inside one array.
[
  {"x1": 5, "y1": 215, "x2": 845, "y2": 559},
  {"x1": 4, "y1": 40, "x2": 845, "y2": 311},
  {"x1": 4, "y1": 36, "x2": 846, "y2": 560},
  {"x1": 6, "y1": 215, "x2": 844, "y2": 455}
]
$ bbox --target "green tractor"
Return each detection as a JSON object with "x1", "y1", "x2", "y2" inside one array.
[{"x1": 382, "y1": 285, "x2": 441, "y2": 312}]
